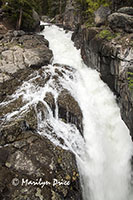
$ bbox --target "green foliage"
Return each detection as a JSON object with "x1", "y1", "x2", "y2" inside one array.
[
  {"x1": 21, "y1": 10, "x2": 34, "y2": 30},
  {"x1": 86, "y1": 0, "x2": 111, "y2": 14},
  {"x1": 127, "y1": 72, "x2": 133, "y2": 91},
  {"x1": 97, "y1": 29, "x2": 120, "y2": 41},
  {"x1": 33, "y1": 0, "x2": 47, "y2": 15},
  {"x1": 76, "y1": 0, "x2": 90, "y2": 22}
]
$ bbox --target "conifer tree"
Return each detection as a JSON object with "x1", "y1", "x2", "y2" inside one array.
[{"x1": 2, "y1": 0, "x2": 35, "y2": 30}]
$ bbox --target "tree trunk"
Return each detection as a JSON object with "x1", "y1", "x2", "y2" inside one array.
[
  {"x1": 16, "y1": 7, "x2": 23, "y2": 30},
  {"x1": 59, "y1": 0, "x2": 62, "y2": 15}
]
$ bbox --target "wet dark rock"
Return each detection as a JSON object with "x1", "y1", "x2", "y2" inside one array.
[
  {"x1": 58, "y1": 90, "x2": 83, "y2": 135},
  {"x1": 0, "y1": 97, "x2": 24, "y2": 118},
  {"x1": 38, "y1": 63, "x2": 83, "y2": 135},
  {"x1": 0, "y1": 68, "x2": 32, "y2": 103},
  {"x1": 0, "y1": 107, "x2": 38, "y2": 146},
  {"x1": 44, "y1": 92, "x2": 56, "y2": 117},
  {"x1": 40, "y1": 25, "x2": 45, "y2": 32},
  {"x1": 22, "y1": 107, "x2": 38, "y2": 131},
  {"x1": 36, "y1": 101, "x2": 47, "y2": 121}
]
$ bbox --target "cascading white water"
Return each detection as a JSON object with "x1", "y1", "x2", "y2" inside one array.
[
  {"x1": 40, "y1": 23, "x2": 133, "y2": 200},
  {"x1": 0, "y1": 23, "x2": 133, "y2": 200}
]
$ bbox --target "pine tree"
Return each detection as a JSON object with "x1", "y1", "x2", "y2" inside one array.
[{"x1": 2, "y1": 0, "x2": 36, "y2": 30}]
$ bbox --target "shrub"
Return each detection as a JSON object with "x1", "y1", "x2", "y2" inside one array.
[{"x1": 127, "y1": 72, "x2": 133, "y2": 91}]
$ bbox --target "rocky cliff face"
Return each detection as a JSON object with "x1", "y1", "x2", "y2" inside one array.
[
  {"x1": 60, "y1": 1, "x2": 133, "y2": 140},
  {"x1": 1, "y1": 1, "x2": 133, "y2": 198},
  {"x1": 0, "y1": 29, "x2": 83, "y2": 199},
  {"x1": 0, "y1": 30, "x2": 52, "y2": 102},
  {"x1": 72, "y1": 24, "x2": 133, "y2": 140}
]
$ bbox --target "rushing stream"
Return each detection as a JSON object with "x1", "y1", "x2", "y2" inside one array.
[
  {"x1": 41, "y1": 23, "x2": 133, "y2": 200},
  {"x1": 1, "y1": 23, "x2": 133, "y2": 199}
]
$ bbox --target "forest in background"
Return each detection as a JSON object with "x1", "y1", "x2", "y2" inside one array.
[{"x1": 0, "y1": 0, "x2": 133, "y2": 31}]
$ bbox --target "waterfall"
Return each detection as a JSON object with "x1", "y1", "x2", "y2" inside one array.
[
  {"x1": 40, "y1": 23, "x2": 133, "y2": 200},
  {"x1": 1, "y1": 23, "x2": 133, "y2": 199}
]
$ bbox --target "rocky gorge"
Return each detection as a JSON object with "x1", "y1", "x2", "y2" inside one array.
[
  {"x1": 52, "y1": 0, "x2": 133, "y2": 140},
  {"x1": 0, "y1": 0, "x2": 133, "y2": 199},
  {"x1": 72, "y1": 6, "x2": 133, "y2": 141}
]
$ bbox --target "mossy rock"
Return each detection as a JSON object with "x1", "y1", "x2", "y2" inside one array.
[
  {"x1": 96, "y1": 29, "x2": 121, "y2": 41},
  {"x1": 127, "y1": 71, "x2": 133, "y2": 102}
]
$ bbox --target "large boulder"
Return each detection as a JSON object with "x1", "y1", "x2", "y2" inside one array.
[
  {"x1": 108, "y1": 12, "x2": 133, "y2": 32},
  {"x1": 0, "y1": 32, "x2": 53, "y2": 102},
  {"x1": 62, "y1": 0, "x2": 81, "y2": 30},
  {"x1": 94, "y1": 6, "x2": 111, "y2": 27},
  {"x1": 57, "y1": 90, "x2": 83, "y2": 135},
  {"x1": 118, "y1": 7, "x2": 133, "y2": 15},
  {"x1": 23, "y1": 47, "x2": 52, "y2": 68},
  {"x1": 111, "y1": 0, "x2": 133, "y2": 11}
]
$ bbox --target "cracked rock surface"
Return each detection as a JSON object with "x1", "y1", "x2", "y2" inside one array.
[
  {"x1": 0, "y1": 30, "x2": 83, "y2": 199},
  {"x1": 0, "y1": 31, "x2": 53, "y2": 102}
]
